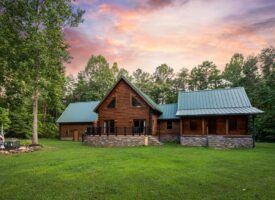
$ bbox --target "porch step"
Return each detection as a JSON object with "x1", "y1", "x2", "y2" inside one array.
[{"x1": 148, "y1": 136, "x2": 162, "y2": 145}]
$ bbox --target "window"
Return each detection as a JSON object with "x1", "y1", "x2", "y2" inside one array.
[
  {"x1": 65, "y1": 129, "x2": 70, "y2": 136},
  {"x1": 190, "y1": 120, "x2": 197, "y2": 130},
  {"x1": 132, "y1": 96, "x2": 142, "y2": 107},
  {"x1": 167, "y1": 121, "x2": 172, "y2": 129},
  {"x1": 133, "y1": 119, "x2": 146, "y2": 133},
  {"x1": 107, "y1": 97, "x2": 116, "y2": 108},
  {"x1": 104, "y1": 120, "x2": 115, "y2": 133},
  {"x1": 229, "y1": 118, "x2": 237, "y2": 131}
]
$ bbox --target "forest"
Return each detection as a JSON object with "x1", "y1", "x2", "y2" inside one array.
[{"x1": 0, "y1": 1, "x2": 274, "y2": 142}]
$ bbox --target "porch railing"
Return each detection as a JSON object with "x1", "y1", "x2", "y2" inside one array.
[{"x1": 84, "y1": 127, "x2": 152, "y2": 136}]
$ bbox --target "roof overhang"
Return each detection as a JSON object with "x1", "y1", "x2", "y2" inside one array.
[{"x1": 176, "y1": 107, "x2": 264, "y2": 117}]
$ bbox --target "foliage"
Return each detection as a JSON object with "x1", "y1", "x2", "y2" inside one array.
[
  {"x1": 0, "y1": 107, "x2": 10, "y2": 131},
  {"x1": 189, "y1": 61, "x2": 222, "y2": 90},
  {"x1": 0, "y1": 0, "x2": 84, "y2": 143}
]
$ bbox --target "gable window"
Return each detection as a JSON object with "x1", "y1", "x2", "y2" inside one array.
[
  {"x1": 167, "y1": 121, "x2": 172, "y2": 129},
  {"x1": 132, "y1": 96, "x2": 142, "y2": 107},
  {"x1": 107, "y1": 97, "x2": 116, "y2": 108},
  {"x1": 190, "y1": 120, "x2": 197, "y2": 130},
  {"x1": 229, "y1": 118, "x2": 237, "y2": 131}
]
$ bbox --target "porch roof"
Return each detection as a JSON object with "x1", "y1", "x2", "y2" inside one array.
[
  {"x1": 176, "y1": 87, "x2": 264, "y2": 116},
  {"x1": 56, "y1": 101, "x2": 99, "y2": 123}
]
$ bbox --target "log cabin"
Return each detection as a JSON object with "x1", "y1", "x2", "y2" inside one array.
[{"x1": 57, "y1": 76, "x2": 263, "y2": 148}]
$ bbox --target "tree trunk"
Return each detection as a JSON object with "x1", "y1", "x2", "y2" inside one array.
[{"x1": 32, "y1": 89, "x2": 39, "y2": 144}]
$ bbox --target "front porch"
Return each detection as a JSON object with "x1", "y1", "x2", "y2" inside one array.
[{"x1": 179, "y1": 115, "x2": 255, "y2": 148}]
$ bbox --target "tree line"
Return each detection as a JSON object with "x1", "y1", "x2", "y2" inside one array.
[{"x1": 0, "y1": 1, "x2": 274, "y2": 143}]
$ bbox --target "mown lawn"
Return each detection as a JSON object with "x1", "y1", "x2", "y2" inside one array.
[{"x1": 0, "y1": 139, "x2": 275, "y2": 200}]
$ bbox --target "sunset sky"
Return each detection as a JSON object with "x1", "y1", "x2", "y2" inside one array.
[{"x1": 65, "y1": 0, "x2": 275, "y2": 75}]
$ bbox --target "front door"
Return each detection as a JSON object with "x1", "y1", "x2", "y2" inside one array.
[{"x1": 208, "y1": 118, "x2": 216, "y2": 134}]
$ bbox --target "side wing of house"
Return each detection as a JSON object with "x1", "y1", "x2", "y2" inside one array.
[
  {"x1": 176, "y1": 87, "x2": 263, "y2": 136},
  {"x1": 157, "y1": 104, "x2": 180, "y2": 142},
  {"x1": 56, "y1": 101, "x2": 99, "y2": 140}
]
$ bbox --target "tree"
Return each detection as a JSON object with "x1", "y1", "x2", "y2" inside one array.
[
  {"x1": 174, "y1": 67, "x2": 189, "y2": 91},
  {"x1": 151, "y1": 64, "x2": 176, "y2": 103},
  {"x1": 255, "y1": 47, "x2": 275, "y2": 140},
  {"x1": 0, "y1": 0, "x2": 84, "y2": 144},
  {"x1": 223, "y1": 53, "x2": 244, "y2": 87},
  {"x1": 189, "y1": 61, "x2": 222, "y2": 90},
  {"x1": 0, "y1": 107, "x2": 10, "y2": 132},
  {"x1": 73, "y1": 55, "x2": 116, "y2": 101}
]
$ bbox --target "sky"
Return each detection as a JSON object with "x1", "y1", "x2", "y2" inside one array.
[{"x1": 65, "y1": 0, "x2": 275, "y2": 75}]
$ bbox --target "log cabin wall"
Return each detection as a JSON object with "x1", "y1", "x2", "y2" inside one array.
[
  {"x1": 181, "y1": 116, "x2": 248, "y2": 135},
  {"x1": 157, "y1": 120, "x2": 180, "y2": 135},
  {"x1": 59, "y1": 122, "x2": 95, "y2": 138},
  {"x1": 151, "y1": 113, "x2": 159, "y2": 135},
  {"x1": 97, "y1": 80, "x2": 153, "y2": 130}
]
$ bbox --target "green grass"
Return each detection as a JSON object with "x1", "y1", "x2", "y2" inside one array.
[{"x1": 1, "y1": 139, "x2": 275, "y2": 200}]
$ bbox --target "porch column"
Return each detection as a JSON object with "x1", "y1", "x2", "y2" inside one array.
[
  {"x1": 226, "y1": 119, "x2": 229, "y2": 135},
  {"x1": 202, "y1": 118, "x2": 205, "y2": 135},
  {"x1": 180, "y1": 118, "x2": 183, "y2": 136}
]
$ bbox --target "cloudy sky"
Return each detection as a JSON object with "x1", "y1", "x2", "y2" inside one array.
[{"x1": 65, "y1": 0, "x2": 275, "y2": 75}]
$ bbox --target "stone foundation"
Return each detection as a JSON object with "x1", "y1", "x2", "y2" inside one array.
[
  {"x1": 181, "y1": 135, "x2": 207, "y2": 146},
  {"x1": 207, "y1": 135, "x2": 253, "y2": 148},
  {"x1": 158, "y1": 135, "x2": 180, "y2": 142},
  {"x1": 84, "y1": 135, "x2": 161, "y2": 147},
  {"x1": 181, "y1": 135, "x2": 253, "y2": 148}
]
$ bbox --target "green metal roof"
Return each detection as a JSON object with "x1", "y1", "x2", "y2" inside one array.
[
  {"x1": 176, "y1": 87, "x2": 263, "y2": 116},
  {"x1": 94, "y1": 76, "x2": 162, "y2": 113},
  {"x1": 56, "y1": 101, "x2": 99, "y2": 123},
  {"x1": 158, "y1": 103, "x2": 179, "y2": 120}
]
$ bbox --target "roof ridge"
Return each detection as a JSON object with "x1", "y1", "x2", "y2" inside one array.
[
  {"x1": 178, "y1": 87, "x2": 244, "y2": 94},
  {"x1": 178, "y1": 106, "x2": 253, "y2": 111}
]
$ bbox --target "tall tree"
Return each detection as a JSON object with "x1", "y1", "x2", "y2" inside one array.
[
  {"x1": 0, "y1": 0, "x2": 84, "y2": 144},
  {"x1": 174, "y1": 67, "x2": 189, "y2": 91},
  {"x1": 189, "y1": 61, "x2": 222, "y2": 90},
  {"x1": 256, "y1": 47, "x2": 275, "y2": 140},
  {"x1": 152, "y1": 64, "x2": 176, "y2": 103},
  {"x1": 223, "y1": 53, "x2": 244, "y2": 87},
  {"x1": 132, "y1": 68, "x2": 154, "y2": 95},
  {"x1": 74, "y1": 55, "x2": 116, "y2": 101}
]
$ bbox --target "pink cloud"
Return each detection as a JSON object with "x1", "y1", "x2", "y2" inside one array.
[{"x1": 65, "y1": 0, "x2": 275, "y2": 75}]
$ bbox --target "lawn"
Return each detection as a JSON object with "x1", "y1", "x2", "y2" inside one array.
[{"x1": 0, "y1": 140, "x2": 275, "y2": 200}]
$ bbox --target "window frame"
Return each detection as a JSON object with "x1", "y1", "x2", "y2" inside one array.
[
  {"x1": 190, "y1": 120, "x2": 198, "y2": 131},
  {"x1": 131, "y1": 95, "x2": 142, "y2": 108},
  {"x1": 107, "y1": 96, "x2": 116, "y2": 108},
  {"x1": 229, "y1": 118, "x2": 237, "y2": 131},
  {"x1": 167, "y1": 121, "x2": 173, "y2": 129},
  {"x1": 65, "y1": 129, "x2": 70, "y2": 136}
]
